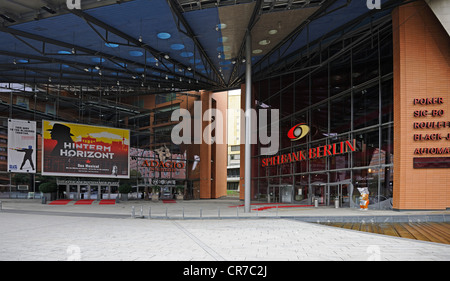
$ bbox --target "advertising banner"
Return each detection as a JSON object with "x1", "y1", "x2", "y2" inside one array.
[
  {"x1": 130, "y1": 146, "x2": 186, "y2": 183},
  {"x1": 8, "y1": 119, "x2": 37, "y2": 173},
  {"x1": 42, "y1": 121, "x2": 130, "y2": 178}
]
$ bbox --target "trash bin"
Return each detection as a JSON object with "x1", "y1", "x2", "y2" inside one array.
[
  {"x1": 314, "y1": 198, "x2": 318, "y2": 208},
  {"x1": 335, "y1": 197, "x2": 339, "y2": 208},
  {"x1": 42, "y1": 196, "x2": 47, "y2": 204}
]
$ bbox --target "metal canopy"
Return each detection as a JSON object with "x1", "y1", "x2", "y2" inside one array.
[{"x1": 0, "y1": 0, "x2": 396, "y2": 98}]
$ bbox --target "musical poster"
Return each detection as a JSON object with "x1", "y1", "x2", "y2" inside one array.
[{"x1": 42, "y1": 120, "x2": 130, "y2": 178}]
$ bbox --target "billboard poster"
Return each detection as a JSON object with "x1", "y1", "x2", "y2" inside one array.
[
  {"x1": 8, "y1": 119, "x2": 37, "y2": 173},
  {"x1": 130, "y1": 146, "x2": 186, "y2": 183},
  {"x1": 42, "y1": 120, "x2": 130, "y2": 179}
]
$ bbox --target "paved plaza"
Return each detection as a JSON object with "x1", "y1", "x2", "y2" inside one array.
[{"x1": 0, "y1": 199, "x2": 449, "y2": 261}]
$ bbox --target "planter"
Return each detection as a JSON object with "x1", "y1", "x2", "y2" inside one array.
[
  {"x1": 120, "y1": 193, "x2": 128, "y2": 201},
  {"x1": 151, "y1": 193, "x2": 159, "y2": 202},
  {"x1": 176, "y1": 194, "x2": 184, "y2": 200}
]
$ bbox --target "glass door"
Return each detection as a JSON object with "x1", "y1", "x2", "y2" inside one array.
[
  {"x1": 328, "y1": 183, "x2": 342, "y2": 206},
  {"x1": 311, "y1": 184, "x2": 326, "y2": 205},
  {"x1": 267, "y1": 185, "x2": 280, "y2": 203},
  {"x1": 328, "y1": 181, "x2": 352, "y2": 207}
]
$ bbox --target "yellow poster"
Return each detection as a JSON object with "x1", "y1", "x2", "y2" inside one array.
[{"x1": 42, "y1": 121, "x2": 130, "y2": 178}]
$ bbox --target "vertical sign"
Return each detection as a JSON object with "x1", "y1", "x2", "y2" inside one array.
[{"x1": 8, "y1": 119, "x2": 37, "y2": 173}]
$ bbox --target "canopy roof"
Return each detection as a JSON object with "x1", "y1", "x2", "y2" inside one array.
[{"x1": 0, "y1": 0, "x2": 397, "y2": 97}]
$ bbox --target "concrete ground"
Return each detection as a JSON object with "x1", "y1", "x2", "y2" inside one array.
[{"x1": 0, "y1": 198, "x2": 449, "y2": 261}]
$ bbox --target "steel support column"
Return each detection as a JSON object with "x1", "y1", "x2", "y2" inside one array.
[{"x1": 244, "y1": 30, "x2": 252, "y2": 213}]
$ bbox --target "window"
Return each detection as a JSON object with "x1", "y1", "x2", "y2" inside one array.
[
  {"x1": 155, "y1": 93, "x2": 177, "y2": 105},
  {"x1": 230, "y1": 145, "x2": 240, "y2": 152}
]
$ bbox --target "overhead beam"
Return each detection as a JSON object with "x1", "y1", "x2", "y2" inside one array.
[
  {"x1": 230, "y1": 0, "x2": 340, "y2": 87},
  {"x1": 228, "y1": 0, "x2": 262, "y2": 87},
  {"x1": 0, "y1": 26, "x2": 213, "y2": 89},
  {"x1": 166, "y1": 0, "x2": 226, "y2": 86},
  {"x1": 69, "y1": 8, "x2": 217, "y2": 86}
]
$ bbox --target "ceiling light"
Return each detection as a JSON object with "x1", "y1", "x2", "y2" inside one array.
[
  {"x1": 180, "y1": 52, "x2": 194, "y2": 58},
  {"x1": 105, "y1": 43, "x2": 119, "y2": 48},
  {"x1": 216, "y1": 23, "x2": 227, "y2": 31},
  {"x1": 129, "y1": 50, "x2": 144, "y2": 57},
  {"x1": 157, "y1": 32, "x2": 171, "y2": 40},
  {"x1": 164, "y1": 54, "x2": 170, "y2": 60},
  {"x1": 171, "y1": 44, "x2": 185, "y2": 51},
  {"x1": 252, "y1": 49, "x2": 263, "y2": 54},
  {"x1": 259, "y1": 40, "x2": 271, "y2": 46},
  {"x1": 139, "y1": 36, "x2": 143, "y2": 43},
  {"x1": 268, "y1": 29, "x2": 278, "y2": 35}
]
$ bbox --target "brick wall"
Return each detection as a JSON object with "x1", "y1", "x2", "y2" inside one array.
[{"x1": 393, "y1": 0, "x2": 450, "y2": 210}]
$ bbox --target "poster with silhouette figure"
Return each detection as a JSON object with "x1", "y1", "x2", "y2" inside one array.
[
  {"x1": 42, "y1": 120, "x2": 130, "y2": 179},
  {"x1": 8, "y1": 119, "x2": 37, "y2": 173}
]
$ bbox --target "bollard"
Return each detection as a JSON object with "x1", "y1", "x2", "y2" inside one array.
[
  {"x1": 148, "y1": 207, "x2": 151, "y2": 219},
  {"x1": 314, "y1": 198, "x2": 319, "y2": 208},
  {"x1": 182, "y1": 207, "x2": 185, "y2": 220},
  {"x1": 236, "y1": 206, "x2": 239, "y2": 217},
  {"x1": 140, "y1": 206, "x2": 143, "y2": 217},
  {"x1": 200, "y1": 208, "x2": 202, "y2": 219},
  {"x1": 165, "y1": 207, "x2": 168, "y2": 219},
  {"x1": 131, "y1": 206, "x2": 135, "y2": 218},
  {"x1": 0, "y1": 201, "x2": 2, "y2": 212},
  {"x1": 335, "y1": 197, "x2": 339, "y2": 209},
  {"x1": 218, "y1": 207, "x2": 220, "y2": 219}
]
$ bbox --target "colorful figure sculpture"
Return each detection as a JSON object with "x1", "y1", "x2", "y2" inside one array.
[{"x1": 357, "y1": 187, "x2": 369, "y2": 210}]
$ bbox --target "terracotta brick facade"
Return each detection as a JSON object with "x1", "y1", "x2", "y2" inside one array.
[{"x1": 393, "y1": 1, "x2": 450, "y2": 210}]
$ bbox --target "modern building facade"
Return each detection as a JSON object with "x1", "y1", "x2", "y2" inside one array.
[
  {"x1": 239, "y1": 0, "x2": 450, "y2": 210},
  {"x1": 0, "y1": 0, "x2": 448, "y2": 210}
]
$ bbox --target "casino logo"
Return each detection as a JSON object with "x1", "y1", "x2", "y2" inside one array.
[{"x1": 287, "y1": 123, "x2": 310, "y2": 141}]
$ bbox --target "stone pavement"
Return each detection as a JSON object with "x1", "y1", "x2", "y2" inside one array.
[{"x1": 0, "y1": 198, "x2": 449, "y2": 261}]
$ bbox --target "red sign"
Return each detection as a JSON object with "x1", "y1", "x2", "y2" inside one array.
[
  {"x1": 141, "y1": 160, "x2": 186, "y2": 172},
  {"x1": 261, "y1": 139, "x2": 357, "y2": 167}
]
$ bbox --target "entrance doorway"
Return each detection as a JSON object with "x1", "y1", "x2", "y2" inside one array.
[
  {"x1": 311, "y1": 181, "x2": 352, "y2": 207},
  {"x1": 267, "y1": 185, "x2": 294, "y2": 203}
]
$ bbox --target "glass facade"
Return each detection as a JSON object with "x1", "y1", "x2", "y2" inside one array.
[{"x1": 253, "y1": 17, "x2": 394, "y2": 209}]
